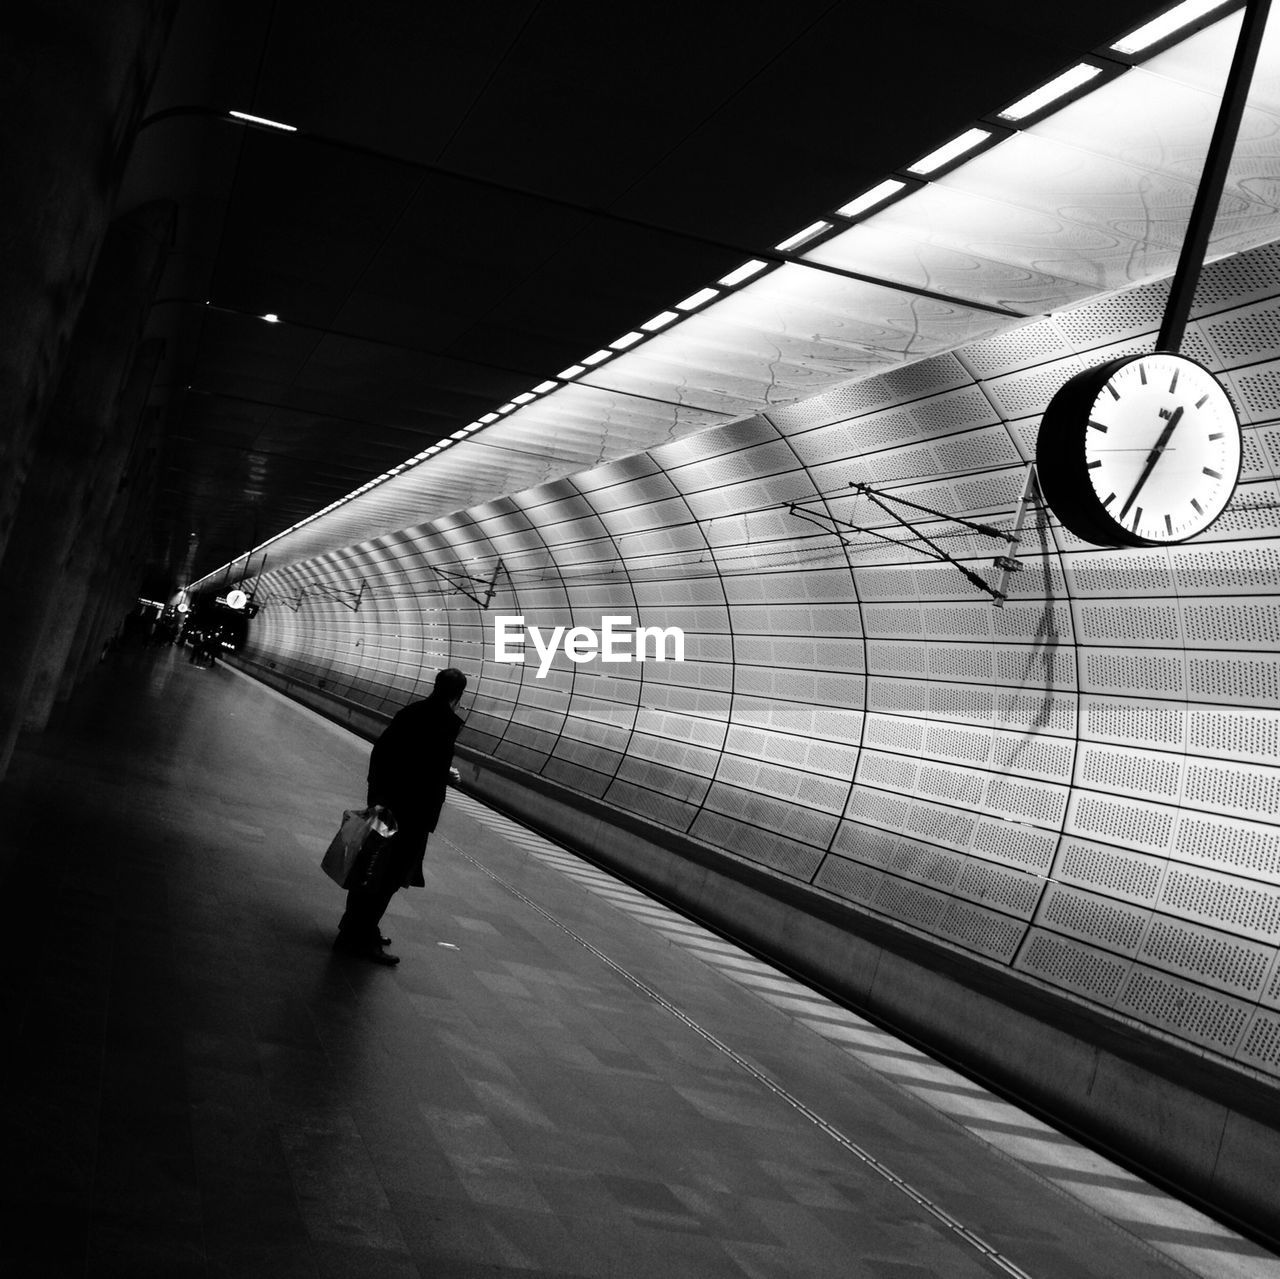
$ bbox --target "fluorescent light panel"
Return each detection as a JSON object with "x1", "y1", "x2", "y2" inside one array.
[
  {"x1": 610, "y1": 331, "x2": 644, "y2": 349},
  {"x1": 641, "y1": 311, "x2": 679, "y2": 331},
  {"x1": 582, "y1": 349, "x2": 612, "y2": 365},
  {"x1": 229, "y1": 110, "x2": 298, "y2": 132},
  {"x1": 676, "y1": 287, "x2": 719, "y2": 310},
  {"x1": 718, "y1": 259, "x2": 769, "y2": 286},
  {"x1": 1111, "y1": 0, "x2": 1234, "y2": 54},
  {"x1": 907, "y1": 128, "x2": 992, "y2": 175},
  {"x1": 512, "y1": 392, "x2": 535, "y2": 404},
  {"x1": 774, "y1": 221, "x2": 832, "y2": 252},
  {"x1": 837, "y1": 179, "x2": 907, "y2": 218},
  {"x1": 998, "y1": 64, "x2": 1103, "y2": 120}
]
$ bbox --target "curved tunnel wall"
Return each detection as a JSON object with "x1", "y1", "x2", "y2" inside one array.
[{"x1": 244, "y1": 239, "x2": 1280, "y2": 1088}]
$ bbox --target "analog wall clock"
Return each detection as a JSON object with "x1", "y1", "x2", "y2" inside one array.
[{"x1": 1036, "y1": 352, "x2": 1241, "y2": 548}]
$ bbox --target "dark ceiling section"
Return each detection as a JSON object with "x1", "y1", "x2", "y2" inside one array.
[
  {"x1": 208, "y1": 135, "x2": 423, "y2": 327},
  {"x1": 123, "y1": 0, "x2": 1174, "y2": 593}
]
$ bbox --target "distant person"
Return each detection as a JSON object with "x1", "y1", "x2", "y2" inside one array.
[
  {"x1": 188, "y1": 629, "x2": 216, "y2": 666},
  {"x1": 333, "y1": 667, "x2": 467, "y2": 965}
]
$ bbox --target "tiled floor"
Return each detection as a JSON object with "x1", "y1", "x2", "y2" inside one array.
[{"x1": 1, "y1": 647, "x2": 1277, "y2": 1278}]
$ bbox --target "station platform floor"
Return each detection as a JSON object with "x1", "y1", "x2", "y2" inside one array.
[{"x1": 1, "y1": 648, "x2": 1278, "y2": 1279}]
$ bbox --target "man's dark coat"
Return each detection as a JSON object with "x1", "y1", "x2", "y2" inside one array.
[{"x1": 366, "y1": 693, "x2": 463, "y2": 888}]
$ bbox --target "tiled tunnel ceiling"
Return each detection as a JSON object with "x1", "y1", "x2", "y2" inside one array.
[{"x1": 122, "y1": 0, "x2": 1219, "y2": 593}]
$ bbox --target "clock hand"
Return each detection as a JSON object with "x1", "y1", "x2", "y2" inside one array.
[{"x1": 1117, "y1": 405, "x2": 1184, "y2": 522}]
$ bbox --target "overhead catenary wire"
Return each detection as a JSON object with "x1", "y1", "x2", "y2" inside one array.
[{"x1": 253, "y1": 512, "x2": 1044, "y2": 604}]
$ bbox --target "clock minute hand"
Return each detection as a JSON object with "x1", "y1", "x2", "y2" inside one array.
[{"x1": 1117, "y1": 406, "x2": 1184, "y2": 522}]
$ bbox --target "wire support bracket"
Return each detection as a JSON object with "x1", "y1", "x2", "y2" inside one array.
[
  {"x1": 787, "y1": 470, "x2": 1043, "y2": 607},
  {"x1": 278, "y1": 581, "x2": 368, "y2": 612},
  {"x1": 432, "y1": 559, "x2": 505, "y2": 609}
]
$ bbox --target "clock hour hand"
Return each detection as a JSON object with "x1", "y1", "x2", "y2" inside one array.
[{"x1": 1117, "y1": 405, "x2": 1184, "y2": 522}]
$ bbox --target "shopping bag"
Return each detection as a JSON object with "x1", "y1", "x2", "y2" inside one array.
[{"x1": 321, "y1": 805, "x2": 397, "y2": 887}]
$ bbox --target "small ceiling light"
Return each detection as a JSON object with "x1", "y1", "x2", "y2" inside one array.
[
  {"x1": 774, "y1": 221, "x2": 833, "y2": 252},
  {"x1": 558, "y1": 363, "x2": 587, "y2": 379},
  {"x1": 479, "y1": 412, "x2": 500, "y2": 423},
  {"x1": 641, "y1": 311, "x2": 679, "y2": 331},
  {"x1": 496, "y1": 403, "x2": 517, "y2": 413},
  {"x1": 676, "y1": 287, "x2": 719, "y2": 310},
  {"x1": 512, "y1": 392, "x2": 535, "y2": 404},
  {"x1": 450, "y1": 429, "x2": 469, "y2": 439},
  {"x1": 610, "y1": 331, "x2": 644, "y2": 350},
  {"x1": 838, "y1": 179, "x2": 908, "y2": 218},
  {"x1": 998, "y1": 64, "x2": 1103, "y2": 120},
  {"x1": 581, "y1": 349, "x2": 612, "y2": 365},
  {"x1": 229, "y1": 110, "x2": 298, "y2": 132},
  {"x1": 718, "y1": 259, "x2": 769, "y2": 287},
  {"x1": 1111, "y1": 0, "x2": 1234, "y2": 54},
  {"x1": 533, "y1": 380, "x2": 557, "y2": 393},
  {"x1": 907, "y1": 127, "x2": 992, "y2": 175},
  {"x1": 261, "y1": 312, "x2": 280, "y2": 323}
]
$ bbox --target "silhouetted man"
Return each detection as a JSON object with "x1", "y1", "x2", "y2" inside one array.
[{"x1": 333, "y1": 667, "x2": 466, "y2": 965}]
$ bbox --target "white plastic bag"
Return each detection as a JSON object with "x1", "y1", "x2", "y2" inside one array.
[{"x1": 320, "y1": 805, "x2": 397, "y2": 887}]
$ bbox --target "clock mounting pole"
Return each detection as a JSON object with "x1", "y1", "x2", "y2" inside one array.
[{"x1": 1156, "y1": 0, "x2": 1271, "y2": 354}]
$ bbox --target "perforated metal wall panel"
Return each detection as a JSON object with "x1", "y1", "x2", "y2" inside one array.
[{"x1": 244, "y1": 237, "x2": 1280, "y2": 1080}]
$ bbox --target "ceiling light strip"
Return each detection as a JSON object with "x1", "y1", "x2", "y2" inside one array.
[
  {"x1": 997, "y1": 63, "x2": 1104, "y2": 120},
  {"x1": 906, "y1": 127, "x2": 993, "y2": 175},
  {"x1": 236, "y1": 0, "x2": 1219, "y2": 566},
  {"x1": 774, "y1": 221, "x2": 833, "y2": 252},
  {"x1": 837, "y1": 180, "x2": 909, "y2": 218},
  {"x1": 677, "y1": 287, "x2": 720, "y2": 310},
  {"x1": 641, "y1": 310, "x2": 680, "y2": 331},
  {"x1": 718, "y1": 259, "x2": 770, "y2": 286},
  {"x1": 228, "y1": 110, "x2": 298, "y2": 132},
  {"x1": 1111, "y1": 0, "x2": 1238, "y2": 54}
]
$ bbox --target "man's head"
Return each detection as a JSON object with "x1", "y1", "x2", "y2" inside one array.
[{"x1": 433, "y1": 667, "x2": 467, "y2": 705}]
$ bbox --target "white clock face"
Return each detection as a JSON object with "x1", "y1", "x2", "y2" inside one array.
[{"x1": 1084, "y1": 354, "x2": 1240, "y2": 544}]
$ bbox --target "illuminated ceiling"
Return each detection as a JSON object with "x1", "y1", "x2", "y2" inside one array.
[{"x1": 119, "y1": 2, "x2": 1270, "y2": 594}]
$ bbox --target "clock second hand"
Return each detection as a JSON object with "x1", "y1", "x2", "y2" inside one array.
[{"x1": 1117, "y1": 405, "x2": 1184, "y2": 522}]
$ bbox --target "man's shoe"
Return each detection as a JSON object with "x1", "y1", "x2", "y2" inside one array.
[{"x1": 333, "y1": 935, "x2": 398, "y2": 964}]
